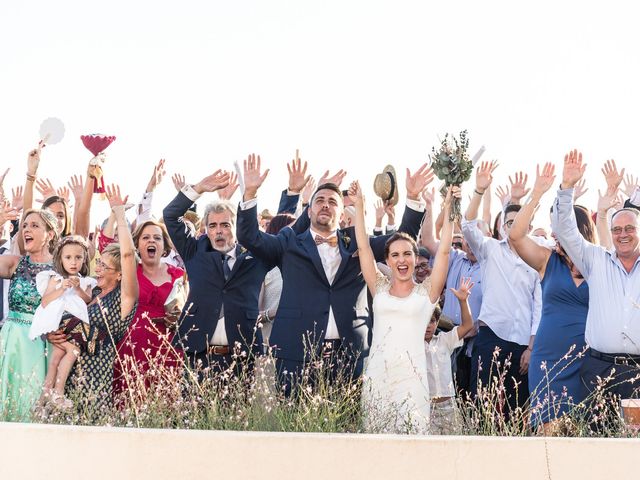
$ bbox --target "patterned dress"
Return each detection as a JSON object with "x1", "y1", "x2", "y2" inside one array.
[
  {"x1": 0, "y1": 256, "x2": 54, "y2": 421},
  {"x1": 65, "y1": 286, "x2": 136, "y2": 411}
]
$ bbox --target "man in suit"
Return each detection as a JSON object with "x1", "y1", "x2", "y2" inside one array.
[
  {"x1": 236, "y1": 154, "x2": 433, "y2": 391},
  {"x1": 163, "y1": 169, "x2": 274, "y2": 374}
]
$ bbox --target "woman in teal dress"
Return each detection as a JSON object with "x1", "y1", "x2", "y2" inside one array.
[{"x1": 0, "y1": 209, "x2": 58, "y2": 421}]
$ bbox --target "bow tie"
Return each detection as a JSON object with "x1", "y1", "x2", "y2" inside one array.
[{"x1": 314, "y1": 235, "x2": 338, "y2": 248}]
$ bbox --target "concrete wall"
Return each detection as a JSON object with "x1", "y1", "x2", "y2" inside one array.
[{"x1": 0, "y1": 422, "x2": 633, "y2": 479}]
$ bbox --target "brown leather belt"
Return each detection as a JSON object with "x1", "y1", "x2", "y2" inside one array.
[
  {"x1": 208, "y1": 345, "x2": 231, "y2": 356},
  {"x1": 431, "y1": 396, "x2": 453, "y2": 404}
]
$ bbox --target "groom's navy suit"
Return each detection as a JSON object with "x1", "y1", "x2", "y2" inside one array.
[{"x1": 236, "y1": 201, "x2": 424, "y2": 374}]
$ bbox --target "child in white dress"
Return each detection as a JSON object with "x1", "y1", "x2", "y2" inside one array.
[
  {"x1": 424, "y1": 276, "x2": 475, "y2": 434},
  {"x1": 29, "y1": 236, "x2": 96, "y2": 408}
]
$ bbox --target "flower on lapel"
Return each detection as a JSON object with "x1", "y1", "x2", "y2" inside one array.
[
  {"x1": 342, "y1": 234, "x2": 351, "y2": 249},
  {"x1": 239, "y1": 246, "x2": 248, "y2": 255}
]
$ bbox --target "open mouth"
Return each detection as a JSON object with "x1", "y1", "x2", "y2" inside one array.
[
  {"x1": 146, "y1": 245, "x2": 157, "y2": 258},
  {"x1": 24, "y1": 234, "x2": 34, "y2": 246},
  {"x1": 397, "y1": 265, "x2": 409, "y2": 274}
]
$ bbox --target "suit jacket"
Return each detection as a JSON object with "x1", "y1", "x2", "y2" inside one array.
[
  {"x1": 236, "y1": 203, "x2": 423, "y2": 363},
  {"x1": 163, "y1": 192, "x2": 273, "y2": 355}
]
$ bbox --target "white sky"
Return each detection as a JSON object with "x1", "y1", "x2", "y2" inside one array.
[{"x1": 1, "y1": 1, "x2": 639, "y2": 229}]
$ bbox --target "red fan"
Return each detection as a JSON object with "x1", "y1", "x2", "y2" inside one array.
[{"x1": 81, "y1": 134, "x2": 116, "y2": 194}]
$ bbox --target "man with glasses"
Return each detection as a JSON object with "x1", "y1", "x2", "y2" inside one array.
[
  {"x1": 461, "y1": 161, "x2": 541, "y2": 416},
  {"x1": 553, "y1": 150, "x2": 640, "y2": 411}
]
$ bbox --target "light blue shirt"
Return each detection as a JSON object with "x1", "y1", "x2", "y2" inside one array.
[
  {"x1": 552, "y1": 187, "x2": 640, "y2": 354},
  {"x1": 461, "y1": 219, "x2": 542, "y2": 345},
  {"x1": 442, "y1": 249, "x2": 483, "y2": 325}
]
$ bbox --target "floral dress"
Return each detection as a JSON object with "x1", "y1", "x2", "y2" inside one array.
[{"x1": 0, "y1": 256, "x2": 54, "y2": 421}]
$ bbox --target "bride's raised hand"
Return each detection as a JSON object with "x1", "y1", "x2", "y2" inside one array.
[{"x1": 347, "y1": 180, "x2": 364, "y2": 208}]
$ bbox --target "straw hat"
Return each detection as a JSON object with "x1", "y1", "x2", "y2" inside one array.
[{"x1": 373, "y1": 165, "x2": 399, "y2": 206}]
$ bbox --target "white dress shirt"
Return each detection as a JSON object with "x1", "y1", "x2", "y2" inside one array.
[
  {"x1": 425, "y1": 327, "x2": 463, "y2": 398},
  {"x1": 309, "y1": 227, "x2": 341, "y2": 339},
  {"x1": 462, "y1": 218, "x2": 542, "y2": 345},
  {"x1": 552, "y1": 187, "x2": 640, "y2": 354}
]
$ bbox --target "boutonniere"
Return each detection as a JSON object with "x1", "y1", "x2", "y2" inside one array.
[
  {"x1": 239, "y1": 246, "x2": 248, "y2": 255},
  {"x1": 342, "y1": 234, "x2": 351, "y2": 248}
]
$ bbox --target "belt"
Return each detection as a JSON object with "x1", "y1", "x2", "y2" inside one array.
[
  {"x1": 208, "y1": 345, "x2": 231, "y2": 356},
  {"x1": 590, "y1": 349, "x2": 640, "y2": 366}
]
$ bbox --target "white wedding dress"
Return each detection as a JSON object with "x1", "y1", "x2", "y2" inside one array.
[{"x1": 362, "y1": 273, "x2": 436, "y2": 434}]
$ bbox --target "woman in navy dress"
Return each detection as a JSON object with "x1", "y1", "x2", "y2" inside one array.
[{"x1": 508, "y1": 162, "x2": 594, "y2": 433}]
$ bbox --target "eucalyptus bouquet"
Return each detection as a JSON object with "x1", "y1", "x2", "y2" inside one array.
[{"x1": 430, "y1": 130, "x2": 472, "y2": 221}]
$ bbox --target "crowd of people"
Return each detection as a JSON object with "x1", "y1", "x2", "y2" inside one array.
[{"x1": 0, "y1": 144, "x2": 639, "y2": 435}]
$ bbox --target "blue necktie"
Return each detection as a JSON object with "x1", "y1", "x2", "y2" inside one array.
[{"x1": 222, "y1": 254, "x2": 231, "y2": 281}]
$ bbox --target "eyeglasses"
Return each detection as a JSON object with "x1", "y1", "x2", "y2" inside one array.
[
  {"x1": 415, "y1": 264, "x2": 430, "y2": 270},
  {"x1": 610, "y1": 225, "x2": 637, "y2": 235},
  {"x1": 452, "y1": 242, "x2": 463, "y2": 249},
  {"x1": 95, "y1": 260, "x2": 116, "y2": 271}
]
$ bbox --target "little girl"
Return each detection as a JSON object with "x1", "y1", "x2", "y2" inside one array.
[
  {"x1": 29, "y1": 235, "x2": 96, "y2": 408},
  {"x1": 424, "y1": 277, "x2": 475, "y2": 434}
]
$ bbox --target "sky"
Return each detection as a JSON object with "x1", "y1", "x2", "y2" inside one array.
[{"x1": 1, "y1": 1, "x2": 639, "y2": 228}]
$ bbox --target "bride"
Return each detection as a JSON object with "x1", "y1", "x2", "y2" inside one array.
[{"x1": 349, "y1": 181, "x2": 456, "y2": 434}]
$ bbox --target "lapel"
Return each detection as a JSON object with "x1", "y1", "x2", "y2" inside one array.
[
  {"x1": 300, "y1": 229, "x2": 330, "y2": 286},
  {"x1": 225, "y1": 244, "x2": 245, "y2": 284},
  {"x1": 333, "y1": 229, "x2": 352, "y2": 285}
]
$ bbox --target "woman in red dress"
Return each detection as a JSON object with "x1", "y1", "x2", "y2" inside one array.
[{"x1": 113, "y1": 220, "x2": 185, "y2": 400}]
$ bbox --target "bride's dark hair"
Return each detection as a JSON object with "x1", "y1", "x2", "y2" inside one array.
[{"x1": 384, "y1": 232, "x2": 419, "y2": 259}]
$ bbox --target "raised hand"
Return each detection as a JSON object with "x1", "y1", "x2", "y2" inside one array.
[
  {"x1": 146, "y1": 158, "x2": 166, "y2": 193},
  {"x1": 67, "y1": 174, "x2": 84, "y2": 203},
  {"x1": 531, "y1": 162, "x2": 556, "y2": 197},
  {"x1": 217, "y1": 172, "x2": 239, "y2": 200},
  {"x1": 374, "y1": 199, "x2": 385, "y2": 226},
  {"x1": 287, "y1": 149, "x2": 311, "y2": 193},
  {"x1": 11, "y1": 186, "x2": 23, "y2": 211},
  {"x1": 561, "y1": 149, "x2": 586, "y2": 189},
  {"x1": 406, "y1": 163, "x2": 435, "y2": 200},
  {"x1": 172, "y1": 173, "x2": 186, "y2": 192},
  {"x1": 194, "y1": 169, "x2": 231, "y2": 195},
  {"x1": 56, "y1": 186, "x2": 70, "y2": 203},
  {"x1": 509, "y1": 171, "x2": 530, "y2": 202},
  {"x1": 301, "y1": 176, "x2": 317, "y2": 205},
  {"x1": 449, "y1": 276, "x2": 474, "y2": 301},
  {"x1": 495, "y1": 184, "x2": 511, "y2": 206},
  {"x1": 384, "y1": 201, "x2": 396, "y2": 225},
  {"x1": 475, "y1": 160, "x2": 498, "y2": 192},
  {"x1": 105, "y1": 184, "x2": 130, "y2": 210},
  {"x1": 347, "y1": 180, "x2": 364, "y2": 208},
  {"x1": 573, "y1": 178, "x2": 588, "y2": 202},
  {"x1": 242, "y1": 154, "x2": 269, "y2": 199},
  {"x1": 0, "y1": 200, "x2": 19, "y2": 225},
  {"x1": 597, "y1": 188, "x2": 623, "y2": 213},
  {"x1": 622, "y1": 173, "x2": 639, "y2": 198},
  {"x1": 0, "y1": 168, "x2": 9, "y2": 200},
  {"x1": 27, "y1": 148, "x2": 41, "y2": 176},
  {"x1": 421, "y1": 187, "x2": 436, "y2": 207},
  {"x1": 35, "y1": 178, "x2": 56, "y2": 203},
  {"x1": 601, "y1": 159, "x2": 625, "y2": 194},
  {"x1": 319, "y1": 169, "x2": 347, "y2": 187}
]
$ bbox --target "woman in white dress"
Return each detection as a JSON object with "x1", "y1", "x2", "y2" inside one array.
[{"x1": 349, "y1": 181, "x2": 456, "y2": 434}]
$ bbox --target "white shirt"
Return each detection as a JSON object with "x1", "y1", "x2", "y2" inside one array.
[
  {"x1": 462, "y1": 218, "x2": 542, "y2": 345},
  {"x1": 425, "y1": 327, "x2": 463, "y2": 398},
  {"x1": 210, "y1": 246, "x2": 237, "y2": 346},
  {"x1": 309, "y1": 227, "x2": 341, "y2": 339}
]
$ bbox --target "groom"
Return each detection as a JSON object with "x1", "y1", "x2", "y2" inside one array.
[{"x1": 236, "y1": 154, "x2": 432, "y2": 390}]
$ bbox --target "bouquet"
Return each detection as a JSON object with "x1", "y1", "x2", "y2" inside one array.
[
  {"x1": 429, "y1": 130, "x2": 473, "y2": 221},
  {"x1": 81, "y1": 134, "x2": 116, "y2": 195}
]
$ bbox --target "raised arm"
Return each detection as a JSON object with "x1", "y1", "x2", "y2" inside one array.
[
  {"x1": 509, "y1": 163, "x2": 555, "y2": 276},
  {"x1": 347, "y1": 181, "x2": 378, "y2": 295},
  {"x1": 428, "y1": 186, "x2": 457, "y2": 304},
  {"x1": 105, "y1": 184, "x2": 139, "y2": 320},
  {"x1": 551, "y1": 150, "x2": 598, "y2": 278},
  {"x1": 420, "y1": 187, "x2": 438, "y2": 256},
  {"x1": 449, "y1": 277, "x2": 475, "y2": 340},
  {"x1": 465, "y1": 160, "x2": 497, "y2": 221},
  {"x1": 74, "y1": 162, "x2": 99, "y2": 238}
]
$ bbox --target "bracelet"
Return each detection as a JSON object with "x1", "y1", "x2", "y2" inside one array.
[
  {"x1": 26, "y1": 173, "x2": 37, "y2": 182},
  {"x1": 474, "y1": 189, "x2": 485, "y2": 196}
]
